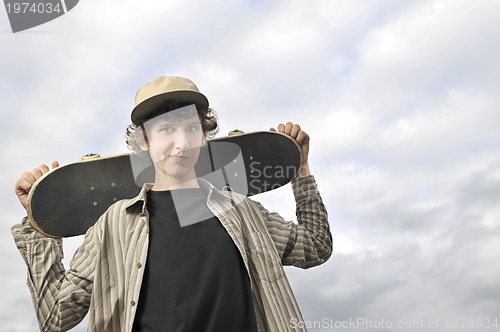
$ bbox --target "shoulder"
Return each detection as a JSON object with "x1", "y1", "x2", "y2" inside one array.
[
  {"x1": 210, "y1": 187, "x2": 255, "y2": 207},
  {"x1": 92, "y1": 197, "x2": 144, "y2": 231}
]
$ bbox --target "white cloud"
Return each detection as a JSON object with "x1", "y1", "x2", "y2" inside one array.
[
  {"x1": 2, "y1": 0, "x2": 500, "y2": 331},
  {"x1": 314, "y1": 109, "x2": 370, "y2": 154}
]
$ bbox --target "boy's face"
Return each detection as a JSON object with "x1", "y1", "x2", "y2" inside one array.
[{"x1": 141, "y1": 105, "x2": 204, "y2": 185}]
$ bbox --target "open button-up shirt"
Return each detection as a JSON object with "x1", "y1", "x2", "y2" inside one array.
[{"x1": 12, "y1": 175, "x2": 332, "y2": 332}]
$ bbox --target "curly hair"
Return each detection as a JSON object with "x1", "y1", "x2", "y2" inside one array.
[{"x1": 125, "y1": 102, "x2": 218, "y2": 152}]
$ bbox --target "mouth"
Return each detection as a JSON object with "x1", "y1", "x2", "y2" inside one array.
[{"x1": 169, "y1": 154, "x2": 189, "y2": 162}]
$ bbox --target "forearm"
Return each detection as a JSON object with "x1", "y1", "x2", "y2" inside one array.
[
  {"x1": 12, "y1": 217, "x2": 91, "y2": 331},
  {"x1": 285, "y1": 175, "x2": 332, "y2": 268},
  {"x1": 256, "y1": 175, "x2": 332, "y2": 268}
]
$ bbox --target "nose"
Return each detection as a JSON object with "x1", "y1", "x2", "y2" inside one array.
[{"x1": 174, "y1": 131, "x2": 190, "y2": 151}]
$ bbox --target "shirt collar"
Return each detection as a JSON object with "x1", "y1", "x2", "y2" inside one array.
[{"x1": 121, "y1": 178, "x2": 226, "y2": 213}]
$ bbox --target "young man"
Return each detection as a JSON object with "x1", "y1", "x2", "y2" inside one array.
[{"x1": 13, "y1": 76, "x2": 332, "y2": 331}]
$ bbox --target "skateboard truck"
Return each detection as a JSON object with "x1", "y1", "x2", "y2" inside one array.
[
  {"x1": 81, "y1": 153, "x2": 101, "y2": 161},
  {"x1": 228, "y1": 129, "x2": 244, "y2": 136}
]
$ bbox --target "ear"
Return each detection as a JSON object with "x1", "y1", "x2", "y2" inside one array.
[
  {"x1": 137, "y1": 125, "x2": 150, "y2": 151},
  {"x1": 138, "y1": 140, "x2": 149, "y2": 151}
]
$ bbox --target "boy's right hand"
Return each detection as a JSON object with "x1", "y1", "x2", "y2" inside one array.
[{"x1": 15, "y1": 161, "x2": 59, "y2": 211}]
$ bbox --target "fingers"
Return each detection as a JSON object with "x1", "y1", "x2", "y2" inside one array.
[
  {"x1": 272, "y1": 122, "x2": 311, "y2": 179},
  {"x1": 289, "y1": 123, "x2": 301, "y2": 139},
  {"x1": 18, "y1": 162, "x2": 58, "y2": 189},
  {"x1": 15, "y1": 171, "x2": 38, "y2": 210},
  {"x1": 295, "y1": 129, "x2": 310, "y2": 145},
  {"x1": 15, "y1": 162, "x2": 57, "y2": 210},
  {"x1": 32, "y1": 164, "x2": 49, "y2": 178},
  {"x1": 38, "y1": 164, "x2": 49, "y2": 176},
  {"x1": 18, "y1": 165, "x2": 48, "y2": 191},
  {"x1": 278, "y1": 123, "x2": 286, "y2": 133},
  {"x1": 275, "y1": 122, "x2": 298, "y2": 135},
  {"x1": 16, "y1": 173, "x2": 35, "y2": 195},
  {"x1": 274, "y1": 122, "x2": 309, "y2": 142}
]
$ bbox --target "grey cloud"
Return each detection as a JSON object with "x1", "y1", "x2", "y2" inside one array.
[{"x1": 2, "y1": 0, "x2": 500, "y2": 330}]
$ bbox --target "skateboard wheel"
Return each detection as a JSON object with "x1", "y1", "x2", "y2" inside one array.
[
  {"x1": 82, "y1": 153, "x2": 101, "y2": 161},
  {"x1": 228, "y1": 129, "x2": 244, "y2": 136}
]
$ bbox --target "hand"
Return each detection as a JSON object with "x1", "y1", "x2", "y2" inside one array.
[
  {"x1": 15, "y1": 161, "x2": 59, "y2": 211},
  {"x1": 270, "y1": 122, "x2": 311, "y2": 179}
]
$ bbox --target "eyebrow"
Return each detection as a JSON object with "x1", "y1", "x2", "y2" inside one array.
[{"x1": 152, "y1": 120, "x2": 201, "y2": 127}]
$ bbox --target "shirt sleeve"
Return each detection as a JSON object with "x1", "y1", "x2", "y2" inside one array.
[
  {"x1": 253, "y1": 175, "x2": 332, "y2": 268},
  {"x1": 11, "y1": 216, "x2": 99, "y2": 331}
]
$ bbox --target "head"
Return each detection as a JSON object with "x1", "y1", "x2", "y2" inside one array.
[
  {"x1": 125, "y1": 76, "x2": 219, "y2": 188},
  {"x1": 125, "y1": 102, "x2": 218, "y2": 153}
]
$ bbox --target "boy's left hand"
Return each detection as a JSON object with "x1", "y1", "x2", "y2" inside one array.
[{"x1": 270, "y1": 122, "x2": 311, "y2": 179}]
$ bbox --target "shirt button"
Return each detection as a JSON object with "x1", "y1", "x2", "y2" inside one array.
[
  {"x1": 131, "y1": 301, "x2": 136, "y2": 306},
  {"x1": 137, "y1": 263, "x2": 142, "y2": 268}
]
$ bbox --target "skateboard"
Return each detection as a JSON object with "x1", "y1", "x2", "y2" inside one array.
[{"x1": 27, "y1": 131, "x2": 302, "y2": 237}]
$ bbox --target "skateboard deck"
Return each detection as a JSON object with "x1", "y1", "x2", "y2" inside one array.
[{"x1": 27, "y1": 131, "x2": 302, "y2": 237}]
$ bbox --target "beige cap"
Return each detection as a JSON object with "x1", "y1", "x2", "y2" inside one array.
[{"x1": 131, "y1": 76, "x2": 209, "y2": 125}]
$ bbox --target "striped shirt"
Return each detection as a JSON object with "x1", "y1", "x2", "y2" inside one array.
[{"x1": 12, "y1": 175, "x2": 332, "y2": 332}]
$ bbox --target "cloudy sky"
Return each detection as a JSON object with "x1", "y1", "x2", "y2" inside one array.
[{"x1": 2, "y1": 0, "x2": 500, "y2": 331}]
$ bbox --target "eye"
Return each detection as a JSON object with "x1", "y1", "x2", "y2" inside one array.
[
  {"x1": 186, "y1": 125, "x2": 200, "y2": 133},
  {"x1": 159, "y1": 127, "x2": 174, "y2": 134}
]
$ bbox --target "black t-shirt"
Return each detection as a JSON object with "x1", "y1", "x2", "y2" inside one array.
[{"x1": 132, "y1": 188, "x2": 258, "y2": 332}]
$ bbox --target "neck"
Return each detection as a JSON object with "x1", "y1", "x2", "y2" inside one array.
[{"x1": 152, "y1": 173, "x2": 200, "y2": 191}]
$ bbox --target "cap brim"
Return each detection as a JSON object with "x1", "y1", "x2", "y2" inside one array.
[{"x1": 131, "y1": 90, "x2": 209, "y2": 125}]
